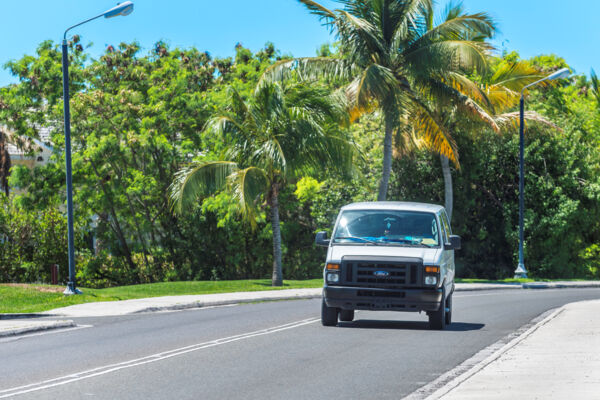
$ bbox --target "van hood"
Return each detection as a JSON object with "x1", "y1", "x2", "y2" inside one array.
[{"x1": 328, "y1": 245, "x2": 440, "y2": 264}]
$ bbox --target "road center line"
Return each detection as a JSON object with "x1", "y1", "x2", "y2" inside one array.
[{"x1": 0, "y1": 317, "x2": 319, "y2": 398}]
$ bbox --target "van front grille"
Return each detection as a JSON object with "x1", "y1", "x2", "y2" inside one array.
[{"x1": 339, "y1": 257, "x2": 422, "y2": 288}]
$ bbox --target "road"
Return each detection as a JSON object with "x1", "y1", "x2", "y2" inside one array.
[{"x1": 1, "y1": 288, "x2": 600, "y2": 399}]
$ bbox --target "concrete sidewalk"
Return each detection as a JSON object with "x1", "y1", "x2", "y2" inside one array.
[
  {"x1": 44, "y1": 288, "x2": 324, "y2": 317},
  {"x1": 430, "y1": 299, "x2": 600, "y2": 399}
]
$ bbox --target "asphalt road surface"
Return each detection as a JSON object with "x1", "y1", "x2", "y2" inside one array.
[{"x1": 2, "y1": 288, "x2": 600, "y2": 399}]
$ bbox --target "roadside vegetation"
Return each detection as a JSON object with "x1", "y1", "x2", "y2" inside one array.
[
  {"x1": 0, "y1": 279, "x2": 322, "y2": 313},
  {"x1": 1, "y1": 0, "x2": 599, "y2": 291}
]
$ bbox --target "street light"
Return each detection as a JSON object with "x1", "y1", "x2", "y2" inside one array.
[
  {"x1": 62, "y1": 1, "x2": 134, "y2": 295},
  {"x1": 514, "y1": 67, "x2": 570, "y2": 279}
]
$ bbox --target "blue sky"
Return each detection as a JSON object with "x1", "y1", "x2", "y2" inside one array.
[{"x1": 1, "y1": 0, "x2": 599, "y2": 86}]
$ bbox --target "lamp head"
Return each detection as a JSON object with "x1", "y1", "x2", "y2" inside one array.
[
  {"x1": 103, "y1": 1, "x2": 134, "y2": 18},
  {"x1": 547, "y1": 67, "x2": 570, "y2": 81}
]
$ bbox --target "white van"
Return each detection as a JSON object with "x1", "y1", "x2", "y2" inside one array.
[{"x1": 315, "y1": 202, "x2": 461, "y2": 330}]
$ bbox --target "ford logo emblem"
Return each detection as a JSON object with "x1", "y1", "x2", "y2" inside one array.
[{"x1": 373, "y1": 270, "x2": 389, "y2": 277}]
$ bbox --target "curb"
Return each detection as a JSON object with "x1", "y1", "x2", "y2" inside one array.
[
  {"x1": 132, "y1": 293, "x2": 323, "y2": 314},
  {"x1": 454, "y1": 284, "x2": 521, "y2": 291},
  {"x1": 522, "y1": 282, "x2": 600, "y2": 289},
  {"x1": 0, "y1": 320, "x2": 76, "y2": 338},
  {"x1": 0, "y1": 313, "x2": 58, "y2": 320},
  {"x1": 403, "y1": 306, "x2": 565, "y2": 400}
]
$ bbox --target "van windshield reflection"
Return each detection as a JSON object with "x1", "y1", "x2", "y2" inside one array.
[{"x1": 332, "y1": 210, "x2": 440, "y2": 247}]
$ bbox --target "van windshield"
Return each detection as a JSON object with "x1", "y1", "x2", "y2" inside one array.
[{"x1": 332, "y1": 210, "x2": 440, "y2": 247}]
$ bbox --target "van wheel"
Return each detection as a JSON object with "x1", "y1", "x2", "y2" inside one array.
[
  {"x1": 445, "y1": 294, "x2": 453, "y2": 325},
  {"x1": 321, "y1": 298, "x2": 338, "y2": 326},
  {"x1": 429, "y1": 292, "x2": 447, "y2": 330},
  {"x1": 339, "y1": 309, "x2": 354, "y2": 322}
]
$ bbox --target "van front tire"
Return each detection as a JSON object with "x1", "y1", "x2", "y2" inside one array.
[
  {"x1": 445, "y1": 293, "x2": 453, "y2": 325},
  {"x1": 321, "y1": 298, "x2": 338, "y2": 326},
  {"x1": 429, "y1": 291, "x2": 447, "y2": 330}
]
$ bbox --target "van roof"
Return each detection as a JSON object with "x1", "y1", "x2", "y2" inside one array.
[{"x1": 340, "y1": 201, "x2": 444, "y2": 213}]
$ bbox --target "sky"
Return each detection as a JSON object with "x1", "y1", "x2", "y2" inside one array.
[{"x1": 1, "y1": 0, "x2": 599, "y2": 86}]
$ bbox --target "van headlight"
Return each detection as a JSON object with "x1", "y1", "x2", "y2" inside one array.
[
  {"x1": 424, "y1": 275, "x2": 437, "y2": 285},
  {"x1": 326, "y1": 272, "x2": 340, "y2": 283}
]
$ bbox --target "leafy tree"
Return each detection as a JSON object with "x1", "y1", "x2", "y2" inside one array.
[
  {"x1": 590, "y1": 69, "x2": 600, "y2": 108},
  {"x1": 2, "y1": 40, "x2": 283, "y2": 283},
  {"x1": 171, "y1": 81, "x2": 355, "y2": 286},
  {"x1": 264, "y1": 0, "x2": 496, "y2": 200},
  {"x1": 432, "y1": 56, "x2": 557, "y2": 219}
]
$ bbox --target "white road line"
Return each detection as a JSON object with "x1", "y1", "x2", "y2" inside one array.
[
  {"x1": 0, "y1": 317, "x2": 319, "y2": 398},
  {"x1": 454, "y1": 292, "x2": 516, "y2": 298}
]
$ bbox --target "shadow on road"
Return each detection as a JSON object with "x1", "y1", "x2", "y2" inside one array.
[{"x1": 337, "y1": 319, "x2": 485, "y2": 331}]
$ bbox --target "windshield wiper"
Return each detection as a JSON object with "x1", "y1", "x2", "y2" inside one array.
[
  {"x1": 379, "y1": 238, "x2": 436, "y2": 248},
  {"x1": 379, "y1": 238, "x2": 412, "y2": 243},
  {"x1": 334, "y1": 236, "x2": 379, "y2": 245}
]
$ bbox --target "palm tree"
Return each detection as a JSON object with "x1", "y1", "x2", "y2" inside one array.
[
  {"x1": 262, "y1": 0, "x2": 496, "y2": 200},
  {"x1": 431, "y1": 59, "x2": 559, "y2": 219},
  {"x1": 170, "y1": 81, "x2": 354, "y2": 286}
]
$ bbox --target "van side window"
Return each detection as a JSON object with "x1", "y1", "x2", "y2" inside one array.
[
  {"x1": 441, "y1": 210, "x2": 452, "y2": 235},
  {"x1": 439, "y1": 211, "x2": 450, "y2": 244}
]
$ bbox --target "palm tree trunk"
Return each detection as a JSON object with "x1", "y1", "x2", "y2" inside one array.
[
  {"x1": 440, "y1": 154, "x2": 453, "y2": 220},
  {"x1": 0, "y1": 131, "x2": 11, "y2": 196},
  {"x1": 269, "y1": 184, "x2": 283, "y2": 286},
  {"x1": 378, "y1": 115, "x2": 394, "y2": 201}
]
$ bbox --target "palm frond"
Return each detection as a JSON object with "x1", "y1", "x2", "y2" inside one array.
[
  {"x1": 444, "y1": 71, "x2": 494, "y2": 111},
  {"x1": 347, "y1": 64, "x2": 398, "y2": 110},
  {"x1": 204, "y1": 115, "x2": 244, "y2": 137},
  {"x1": 297, "y1": 0, "x2": 337, "y2": 26},
  {"x1": 405, "y1": 98, "x2": 459, "y2": 166},
  {"x1": 398, "y1": 0, "x2": 433, "y2": 37},
  {"x1": 484, "y1": 86, "x2": 520, "y2": 111},
  {"x1": 170, "y1": 161, "x2": 238, "y2": 213},
  {"x1": 404, "y1": 39, "x2": 492, "y2": 77},
  {"x1": 413, "y1": 13, "x2": 495, "y2": 47},
  {"x1": 419, "y1": 77, "x2": 499, "y2": 132},
  {"x1": 488, "y1": 61, "x2": 547, "y2": 92},
  {"x1": 494, "y1": 111, "x2": 562, "y2": 132},
  {"x1": 228, "y1": 167, "x2": 269, "y2": 226},
  {"x1": 228, "y1": 86, "x2": 250, "y2": 118},
  {"x1": 259, "y1": 57, "x2": 355, "y2": 85},
  {"x1": 337, "y1": 9, "x2": 386, "y2": 57},
  {"x1": 413, "y1": 110, "x2": 459, "y2": 166}
]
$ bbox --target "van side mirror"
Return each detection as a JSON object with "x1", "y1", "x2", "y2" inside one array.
[
  {"x1": 447, "y1": 235, "x2": 461, "y2": 250},
  {"x1": 315, "y1": 231, "x2": 330, "y2": 247}
]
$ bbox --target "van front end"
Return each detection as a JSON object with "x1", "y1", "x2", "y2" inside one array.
[{"x1": 322, "y1": 255, "x2": 444, "y2": 313}]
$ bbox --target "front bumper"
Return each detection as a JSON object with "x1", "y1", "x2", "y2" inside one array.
[{"x1": 324, "y1": 285, "x2": 442, "y2": 312}]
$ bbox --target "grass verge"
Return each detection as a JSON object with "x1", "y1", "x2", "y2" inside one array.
[
  {"x1": 0, "y1": 279, "x2": 322, "y2": 314},
  {"x1": 455, "y1": 278, "x2": 588, "y2": 284}
]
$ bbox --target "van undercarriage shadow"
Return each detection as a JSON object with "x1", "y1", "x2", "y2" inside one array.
[{"x1": 337, "y1": 319, "x2": 484, "y2": 331}]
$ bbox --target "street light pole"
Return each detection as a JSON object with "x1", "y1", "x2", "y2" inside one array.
[
  {"x1": 61, "y1": 1, "x2": 134, "y2": 295},
  {"x1": 61, "y1": 39, "x2": 79, "y2": 295},
  {"x1": 514, "y1": 67, "x2": 570, "y2": 279}
]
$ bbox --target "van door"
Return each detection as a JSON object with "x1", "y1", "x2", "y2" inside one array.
[{"x1": 439, "y1": 210, "x2": 455, "y2": 286}]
